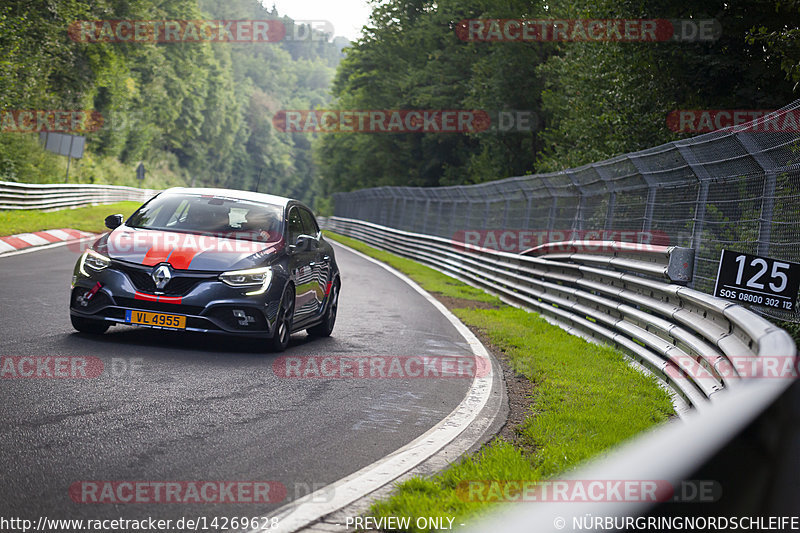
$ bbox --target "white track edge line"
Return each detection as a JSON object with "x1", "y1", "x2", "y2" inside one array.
[{"x1": 242, "y1": 240, "x2": 498, "y2": 533}]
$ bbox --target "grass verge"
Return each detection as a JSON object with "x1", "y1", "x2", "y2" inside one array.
[
  {"x1": 324, "y1": 230, "x2": 674, "y2": 532},
  {"x1": 0, "y1": 202, "x2": 140, "y2": 236}
]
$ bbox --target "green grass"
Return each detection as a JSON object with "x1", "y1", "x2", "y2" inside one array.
[
  {"x1": 323, "y1": 232, "x2": 500, "y2": 303},
  {"x1": 0, "y1": 202, "x2": 140, "y2": 235},
  {"x1": 324, "y1": 230, "x2": 674, "y2": 532}
]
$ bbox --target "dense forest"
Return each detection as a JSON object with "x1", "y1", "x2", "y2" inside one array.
[
  {"x1": 0, "y1": 0, "x2": 798, "y2": 211},
  {"x1": 0, "y1": 0, "x2": 347, "y2": 207},
  {"x1": 317, "y1": 0, "x2": 800, "y2": 196}
]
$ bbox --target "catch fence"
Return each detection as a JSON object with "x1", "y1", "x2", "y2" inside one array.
[{"x1": 334, "y1": 99, "x2": 800, "y2": 322}]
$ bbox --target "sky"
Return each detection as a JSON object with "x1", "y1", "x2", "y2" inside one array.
[{"x1": 265, "y1": 0, "x2": 373, "y2": 41}]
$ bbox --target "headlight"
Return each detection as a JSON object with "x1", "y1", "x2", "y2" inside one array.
[
  {"x1": 219, "y1": 267, "x2": 273, "y2": 295},
  {"x1": 79, "y1": 249, "x2": 111, "y2": 276}
]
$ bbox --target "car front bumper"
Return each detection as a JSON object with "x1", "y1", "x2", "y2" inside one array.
[{"x1": 70, "y1": 261, "x2": 285, "y2": 338}]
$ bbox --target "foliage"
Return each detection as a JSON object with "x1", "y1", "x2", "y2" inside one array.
[
  {"x1": 535, "y1": 0, "x2": 800, "y2": 172},
  {"x1": 0, "y1": 0, "x2": 345, "y2": 209},
  {"x1": 315, "y1": 0, "x2": 799, "y2": 191}
]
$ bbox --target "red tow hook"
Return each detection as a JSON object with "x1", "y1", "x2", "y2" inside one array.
[{"x1": 85, "y1": 281, "x2": 103, "y2": 301}]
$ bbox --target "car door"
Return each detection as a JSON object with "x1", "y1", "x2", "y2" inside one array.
[
  {"x1": 298, "y1": 207, "x2": 328, "y2": 313},
  {"x1": 286, "y1": 206, "x2": 319, "y2": 320}
]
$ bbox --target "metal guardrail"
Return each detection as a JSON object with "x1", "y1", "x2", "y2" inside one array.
[
  {"x1": 331, "y1": 100, "x2": 800, "y2": 325},
  {"x1": 0, "y1": 181, "x2": 156, "y2": 210},
  {"x1": 324, "y1": 216, "x2": 799, "y2": 526},
  {"x1": 325, "y1": 216, "x2": 795, "y2": 413}
]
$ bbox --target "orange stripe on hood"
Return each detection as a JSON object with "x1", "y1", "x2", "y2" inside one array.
[
  {"x1": 167, "y1": 247, "x2": 202, "y2": 270},
  {"x1": 142, "y1": 246, "x2": 173, "y2": 266}
]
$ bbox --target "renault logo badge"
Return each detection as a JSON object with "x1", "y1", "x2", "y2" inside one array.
[{"x1": 152, "y1": 264, "x2": 172, "y2": 290}]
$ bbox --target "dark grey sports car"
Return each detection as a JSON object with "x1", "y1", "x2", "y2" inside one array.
[{"x1": 69, "y1": 187, "x2": 340, "y2": 351}]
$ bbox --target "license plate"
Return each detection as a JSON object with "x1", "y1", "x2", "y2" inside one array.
[{"x1": 125, "y1": 310, "x2": 186, "y2": 329}]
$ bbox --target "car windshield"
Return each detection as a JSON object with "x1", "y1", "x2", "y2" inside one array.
[{"x1": 126, "y1": 193, "x2": 284, "y2": 243}]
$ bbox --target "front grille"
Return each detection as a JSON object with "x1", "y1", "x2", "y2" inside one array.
[
  {"x1": 119, "y1": 267, "x2": 156, "y2": 292},
  {"x1": 163, "y1": 277, "x2": 208, "y2": 295},
  {"x1": 113, "y1": 262, "x2": 216, "y2": 296}
]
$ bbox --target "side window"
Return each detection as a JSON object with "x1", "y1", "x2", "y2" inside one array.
[
  {"x1": 299, "y1": 208, "x2": 319, "y2": 236},
  {"x1": 287, "y1": 207, "x2": 304, "y2": 244}
]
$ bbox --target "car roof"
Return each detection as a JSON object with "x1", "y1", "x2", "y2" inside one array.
[{"x1": 159, "y1": 187, "x2": 295, "y2": 208}]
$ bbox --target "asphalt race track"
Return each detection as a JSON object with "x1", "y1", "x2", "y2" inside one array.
[{"x1": 0, "y1": 241, "x2": 476, "y2": 524}]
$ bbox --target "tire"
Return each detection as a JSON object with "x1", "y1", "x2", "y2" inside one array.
[
  {"x1": 269, "y1": 286, "x2": 295, "y2": 352},
  {"x1": 70, "y1": 314, "x2": 110, "y2": 334},
  {"x1": 307, "y1": 281, "x2": 338, "y2": 338}
]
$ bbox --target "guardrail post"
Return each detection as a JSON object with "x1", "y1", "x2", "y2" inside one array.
[
  {"x1": 435, "y1": 197, "x2": 445, "y2": 237},
  {"x1": 737, "y1": 132, "x2": 781, "y2": 257},
  {"x1": 388, "y1": 192, "x2": 398, "y2": 228},
  {"x1": 539, "y1": 176, "x2": 558, "y2": 233},
  {"x1": 564, "y1": 170, "x2": 585, "y2": 231},
  {"x1": 521, "y1": 181, "x2": 534, "y2": 230},
  {"x1": 592, "y1": 164, "x2": 617, "y2": 231},
  {"x1": 465, "y1": 197, "x2": 474, "y2": 232},
  {"x1": 675, "y1": 143, "x2": 713, "y2": 287},
  {"x1": 756, "y1": 171, "x2": 777, "y2": 257},
  {"x1": 421, "y1": 197, "x2": 431, "y2": 235},
  {"x1": 643, "y1": 185, "x2": 656, "y2": 233},
  {"x1": 400, "y1": 195, "x2": 409, "y2": 230},
  {"x1": 627, "y1": 155, "x2": 658, "y2": 233},
  {"x1": 453, "y1": 189, "x2": 469, "y2": 235}
]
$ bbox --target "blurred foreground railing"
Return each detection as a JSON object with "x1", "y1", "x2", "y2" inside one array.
[{"x1": 324, "y1": 216, "x2": 799, "y2": 528}]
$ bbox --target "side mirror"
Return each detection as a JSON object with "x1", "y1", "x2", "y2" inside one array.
[
  {"x1": 289, "y1": 234, "x2": 318, "y2": 253},
  {"x1": 105, "y1": 214, "x2": 124, "y2": 230}
]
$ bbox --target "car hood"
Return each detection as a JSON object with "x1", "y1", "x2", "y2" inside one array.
[{"x1": 94, "y1": 227, "x2": 282, "y2": 271}]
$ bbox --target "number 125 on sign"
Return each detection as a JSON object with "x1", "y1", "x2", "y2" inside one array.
[{"x1": 714, "y1": 250, "x2": 800, "y2": 310}]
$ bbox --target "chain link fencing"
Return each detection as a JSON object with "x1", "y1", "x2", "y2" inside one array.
[{"x1": 332, "y1": 99, "x2": 800, "y2": 323}]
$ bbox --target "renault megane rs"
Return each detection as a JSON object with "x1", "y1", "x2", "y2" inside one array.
[{"x1": 69, "y1": 187, "x2": 340, "y2": 351}]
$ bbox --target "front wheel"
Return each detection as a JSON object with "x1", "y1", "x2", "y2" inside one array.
[
  {"x1": 269, "y1": 286, "x2": 295, "y2": 352},
  {"x1": 307, "y1": 281, "x2": 338, "y2": 338},
  {"x1": 70, "y1": 315, "x2": 110, "y2": 334}
]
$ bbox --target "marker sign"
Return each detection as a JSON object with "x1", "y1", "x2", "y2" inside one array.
[{"x1": 714, "y1": 249, "x2": 800, "y2": 311}]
